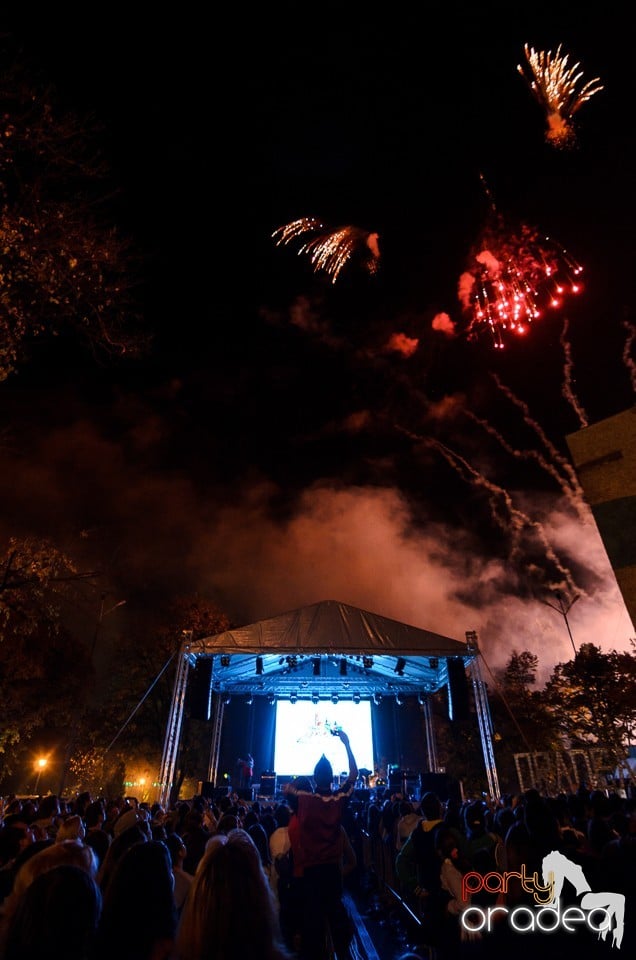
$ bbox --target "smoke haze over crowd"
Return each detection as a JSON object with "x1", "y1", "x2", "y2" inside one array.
[{"x1": 0, "y1": 4, "x2": 633, "y2": 688}]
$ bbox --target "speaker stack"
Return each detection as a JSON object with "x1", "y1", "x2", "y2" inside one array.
[
  {"x1": 189, "y1": 658, "x2": 213, "y2": 721},
  {"x1": 259, "y1": 771, "x2": 277, "y2": 797},
  {"x1": 420, "y1": 772, "x2": 463, "y2": 804}
]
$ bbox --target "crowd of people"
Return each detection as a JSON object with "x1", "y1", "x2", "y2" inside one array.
[{"x1": 0, "y1": 739, "x2": 634, "y2": 960}]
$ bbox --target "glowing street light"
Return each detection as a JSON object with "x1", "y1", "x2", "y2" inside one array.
[{"x1": 34, "y1": 756, "x2": 48, "y2": 794}]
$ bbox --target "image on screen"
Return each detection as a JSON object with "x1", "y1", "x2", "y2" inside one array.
[{"x1": 273, "y1": 699, "x2": 374, "y2": 776}]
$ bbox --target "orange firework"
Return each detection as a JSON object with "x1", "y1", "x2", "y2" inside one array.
[
  {"x1": 460, "y1": 223, "x2": 583, "y2": 349},
  {"x1": 272, "y1": 217, "x2": 380, "y2": 283},
  {"x1": 517, "y1": 43, "x2": 603, "y2": 148}
]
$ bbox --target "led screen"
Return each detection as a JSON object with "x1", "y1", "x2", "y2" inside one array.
[{"x1": 273, "y1": 699, "x2": 374, "y2": 777}]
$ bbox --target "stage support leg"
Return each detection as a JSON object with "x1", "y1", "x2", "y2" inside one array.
[{"x1": 158, "y1": 633, "x2": 192, "y2": 807}]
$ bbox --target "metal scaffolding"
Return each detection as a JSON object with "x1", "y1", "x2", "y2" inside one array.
[
  {"x1": 421, "y1": 695, "x2": 439, "y2": 773},
  {"x1": 157, "y1": 633, "x2": 192, "y2": 807},
  {"x1": 155, "y1": 611, "x2": 500, "y2": 804},
  {"x1": 207, "y1": 692, "x2": 225, "y2": 787},
  {"x1": 466, "y1": 631, "x2": 500, "y2": 800}
]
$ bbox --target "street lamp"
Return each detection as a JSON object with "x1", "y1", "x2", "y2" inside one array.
[
  {"x1": 543, "y1": 590, "x2": 579, "y2": 656},
  {"x1": 91, "y1": 594, "x2": 127, "y2": 658},
  {"x1": 34, "y1": 757, "x2": 48, "y2": 794}
]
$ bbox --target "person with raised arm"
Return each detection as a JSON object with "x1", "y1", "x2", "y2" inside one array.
[{"x1": 283, "y1": 728, "x2": 358, "y2": 959}]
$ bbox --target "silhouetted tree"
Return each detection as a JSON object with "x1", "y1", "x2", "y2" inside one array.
[
  {"x1": 543, "y1": 642, "x2": 636, "y2": 778},
  {"x1": 0, "y1": 36, "x2": 149, "y2": 380},
  {"x1": 0, "y1": 536, "x2": 97, "y2": 785},
  {"x1": 69, "y1": 594, "x2": 231, "y2": 797}
]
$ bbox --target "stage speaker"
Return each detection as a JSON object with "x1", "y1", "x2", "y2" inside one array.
[
  {"x1": 420, "y1": 773, "x2": 462, "y2": 805},
  {"x1": 405, "y1": 773, "x2": 421, "y2": 798},
  {"x1": 236, "y1": 787, "x2": 254, "y2": 802},
  {"x1": 447, "y1": 657, "x2": 470, "y2": 722},
  {"x1": 260, "y1": 772, "x2": 277, "y2": 796},
  {"x1": 388, "y1": 770, "x2": 420, "y2": 797},
  {"x1": 189, "y1": 657, "x2": 213, "y2": 721},
  {"x1": 388, "y1": 772, "x2": 402, "y2": 790},
  {"x1": 197, "y1": 780, "x2": 215, "y2": 799}
]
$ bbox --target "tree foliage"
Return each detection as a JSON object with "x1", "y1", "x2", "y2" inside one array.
[
  {"x1": 0, "y1": 37, "x2": 149, "y2": 380},
  {"x1": 486, "y1": 650, "x2": 561, "y2": 793},
  {"x1": 543, "y1": 642, "x2": 636, "y2": 760},
  {"x1": 68, "y1": 594, "x2": 231, "y2": 796},
  {"x1": 494, "y1": 650, "x2": 559, "y2": 748},
  {"x1": 0, "y1": 536, "x2": 95, "y2": 780}
]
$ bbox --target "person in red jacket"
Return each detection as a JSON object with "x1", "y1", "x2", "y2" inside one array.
[{"x1": 283, "y1": 729, "x2": 357, "y2": 960}]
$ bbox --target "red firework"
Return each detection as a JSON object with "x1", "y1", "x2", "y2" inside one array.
[{"x1": 460, "y1": 223, "x2": 583, "y2": 349}]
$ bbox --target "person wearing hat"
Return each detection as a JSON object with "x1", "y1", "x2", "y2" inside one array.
[
  {"x1": 283, "y1": 729, "x2": 358, "y2": 960},
  {"x1": 112, "y1": 808, "x2": 140, "y2": 839}
]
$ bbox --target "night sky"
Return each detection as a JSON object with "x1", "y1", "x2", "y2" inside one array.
[{"x1": 0, "y1": 5, "x2": 634, "y2": 683}]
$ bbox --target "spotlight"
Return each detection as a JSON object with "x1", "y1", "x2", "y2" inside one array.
[
  {"x1": 312, "y1": 657, "x2": 321, "y2": 676},
  {"x1": 220, "y1": 655, "x2": 231, "y2": 667},
  {"x1": 311, "y1": 692, "x2": 320, "y2": 704},
  {"x1": 395, "y1": 693, "x2": 403, "y2": 706},
  {"x1": 267, "y1": 693, "x2": 276, "y2": 706},
  {"x1": 353, "y1": 691, "x2": 361, "y2": 704},
  {"x1": 331, "y1": 693, "x2": 339, "y2": 705},
  {"x1": 223, "y1": 694, "x2": 231, "y2": 705},
  {"x1": 255, "y1": 656, "x2": 263, "y2": 675},
  {"x1": 245, "y1": 694, "x2": 253, "y2": 706},
  {"x1": 362, "y1": 656, "x2": 374, "y2": 669},
  {"x1": 373, "y1": 692, "x2": 382, "y2": 705},
  {"x1": 428, "y1": 657, "x2": 439, "y2": 670},
  {"x1": 394, "y1": 658, "x2": 406, "y2": 676},
  {"x1": 339, "y1": 659, "x2": 347, "y2": 676},
  {"x1": 418, "y1": 692, "x2": 427, "y2": 706},
  {"x1": 290, "y1": 692, "x2": 298, "y2": 704}
]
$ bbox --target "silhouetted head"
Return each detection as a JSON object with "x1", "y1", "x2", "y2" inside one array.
[
  {"x1": 313, "y1": 755, "x2": 333, "y2": 790},
  {"x1": 419, "y1": 792, "x2": 442, "y2": 821},
  {"x1": 464, "y1": 800, "x2": 487, "y2": 835}
]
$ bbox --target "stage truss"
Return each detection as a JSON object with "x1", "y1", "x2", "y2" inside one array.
[{"x1": 157, "y1": 602, "x2": 500, "y2": 805}]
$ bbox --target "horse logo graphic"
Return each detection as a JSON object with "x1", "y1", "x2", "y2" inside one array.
[{"x1": 542, "y1": 850, "x2": 625, "y2": 949}]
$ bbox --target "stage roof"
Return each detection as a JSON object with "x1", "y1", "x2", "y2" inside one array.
[{"x1": 190, "y1": 600, "x2": 475, "y2": 699}]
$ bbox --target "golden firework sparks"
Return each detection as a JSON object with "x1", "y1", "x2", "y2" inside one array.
[
  {"x1": 518, "y1": 43, "x2": 603, "y2": 147},
  {"x1": 271, "y1": 217, "x2": 324, "y2": 245},
  {"x1": 272, "y1": 218, "x2": 380, "y2": 283}
]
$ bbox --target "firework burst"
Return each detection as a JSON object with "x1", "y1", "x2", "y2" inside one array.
[
  {"x1": 272, "y1": 217, "x2": 380, "y2": 283},
  {"x1": 460, "y1": 221, "x2": 583, "y2": 349},
  {"x1": 517, "y1": 43, "x2": 604, "y2": 148}
]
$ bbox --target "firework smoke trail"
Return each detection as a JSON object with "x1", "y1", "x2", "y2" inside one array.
[
  {"x1": 272, "y1": 218, "x2": 380, "y2": 283},
  {"x1": 396, "y1": 425, "x2": 579, "y2": 594},
  {"x1": 559, "y1": 316, "x2": 588, "y2": 428},
  {"x1": 622, "y1": 320, "x2": 636, "y2": 393},
  {"x1": 478, "y1": 172, "x2": 500, "y2": 221},
  {"x1": 490, "y1": 373, "x2": 588, "y2": 519},
  {"x1": 463, "y1": 407, "x2": 587, "y2": 517},
  {"x1": 517, "y1": 43, "x2": 604, "y2": 148}
]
